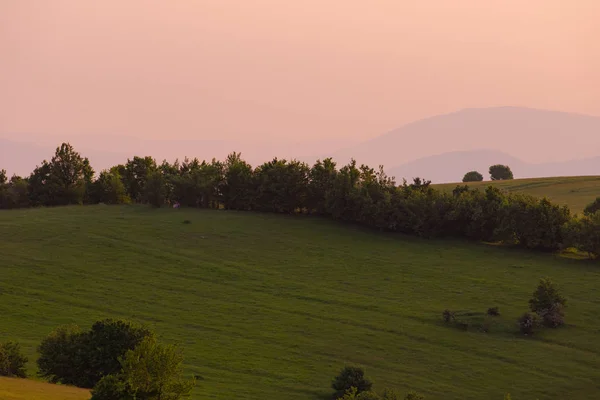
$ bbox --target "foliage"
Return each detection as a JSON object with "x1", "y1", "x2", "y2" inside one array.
[
  {"x1": 336, "y1": 387, "x2": 422, "y2": 400},
  {"x1": 487, "y1": 307, "x2": 500, "y2": 316},
  {"x1": 462, "y1": 171, "x2": 483, "y2": 182},
  {"x1": 442, "y1": 309, "x2": 455, "y2": 323},
  {"x1": 119, "y1": 336, "x2": 196, "y2": 400},
  {"x1": 489, "y1": 164, "x2": 514, "y2": 181},
  {"x1": 91, "y1": 374, "x2": 134, "y2": 400},
  {"x1": 528, "y1": 278, "x2": 567, "y2": 328},
  {"x1": 332, "y1": 366, "x2": 373, "y2": 398},
  {"x1": 517, "y1": 313, "x2": 537, "y2": 335},
  {"x1": 144, "y1": 170, "x2": 167, "y2": 207},
  {"x1": 404, "y1": 391, "x2": 425, "y2": 400},
  {"x1": 0, "y1": 341, "x2": 28, "y2": 378},
  {"x1": 563, "y1": 213, "x2": 600, "y2": 259},
  {"x1": 37, "y1": 319, "x2": 153, "y2": 388},
  {"x1": 91, "y1": 169, "x2": 130, "y2": 204},
  {"x1": 583, "y1": 197, "x2": 600, "y2": 216}
]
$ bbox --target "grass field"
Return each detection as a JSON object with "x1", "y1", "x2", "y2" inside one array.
[
  {"x1": 2, "y1": 205, "x2": 600, "y2": 399},
  {"x1": 434, "y1": 175, "x2": 600, "y2": 214},
  {"x1": 0, "y1": 377, "x2": 89, "y2": 400}
]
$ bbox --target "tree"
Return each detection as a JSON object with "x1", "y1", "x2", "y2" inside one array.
[
  {"x1": 0, "y1": 169, "x2": 6, "y2": 185},
  {"x1": 489, "y1": 164, "x2": 513, "y2": 180},
  {"x1": 37, "y1": 319, "x2": 153, "y2": 388},
  {"x1": 123, "y1": 156, "x2": 157, "y2": 202},
  {"x1": 0, "y1": 341, "x2": 28, "y2": 378},
  {"x1": 462, "y1": 171, "x2": 483, "y2": 182},
  {"x1": 91, "y1": 169, "x2": 129, "y2": 204},
  {"x1": 583, "y1": 197, "x2": 600, "y2": 216},
  {"x1": 332, "y1": 366, "x2": 373, "y2": 399},
  {"x1": 529, "y1": 278, "x2": 567, "y2": 327},
  {"x1": 28, "y1": 143, "x2": 94, "y2": 206},
  {"x1": 144, "y1": 170, "x2": 167, "y2": 207},
  {"x1": 37, "y1": 324, "x2": 88, "y2": 385},
  {"x1": 119, "y1": 336, "x2": 196, "y2": 400}
]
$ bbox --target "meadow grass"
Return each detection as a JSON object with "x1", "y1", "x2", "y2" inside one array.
[
  {"x1": 0, "y1": 377, "x2": 90, "y2": 400},
  {"x1": 434, "y1": 175, "x2": 600, "y2": 214},
  {"x1": 1, "y1": 205, "x2": 600, "y2": 399}
]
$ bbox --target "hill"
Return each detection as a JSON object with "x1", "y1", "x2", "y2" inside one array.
[
  {"x1": 0, "y1": 377, "x2": 89, "y2": 400},
  {"x1": 388, "y1": 150, "x2": 600, "y2": 183},
  {"x1": 330, "y1": 107, "x2": 600, "y2": 176},
  {"x1": 2, "y1": 206, "x2": 600, "y2": 399},
  {"x1": 433, "y1": 176, "x2": 600, "y2": 214}
]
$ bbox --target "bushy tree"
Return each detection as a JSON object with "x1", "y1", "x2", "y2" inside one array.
[
  {"x1": 489, "y1": 164, "x2": 513, "y2": 180},
  {"x1": 332, "y1": 366, "x2": 373, "y2": 398},
  {"x1": 123, "y1": 156, "x2": 157, "y2": 202},
  {"x1": 517, "y1": 313, "x2": 537, "y2": 335},
  {"x1": 91, "y1": 374, "x2": 134, "y2": 400},
  {"x1": 462, "y1": 171, "x2": 483, "y2": 182},
  {"x1": 144, "y1": 170, "x2": 167, "y2": 207},
  {"x1": 28, "y1": 143, "x2": 94, "y2": 206},
  {"x1": 221, "y1": 152, "x2": 254, "y2": 210},
  {"x1": 583, "y1": 197, "x2": 600, "y2": 216},
  {"x1": 91, "y1": 169, "x2": 129, "y2": 204},
  {"x1": 37, "y1": 324, "x2": 88, "y2": 385},
  {"x1": 564, "y1": 213, "x2": 600, "y2": 259},
  {"x1": 0, "y1": 341, "x2": 28, "y2": 378},
  {"x1": 529, "y1": 278, "x2": 567, "y2": 327},
  {"x1": 120, "y1": 336, "x2": 196, "y2": 400},
  {"x1": 37, "y1": 319, "x2": 153, "y2": 388}
]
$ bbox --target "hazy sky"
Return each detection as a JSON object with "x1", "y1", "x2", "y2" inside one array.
[{"x1": 1, "y1": 0, "x2": 599, "y2": 143}]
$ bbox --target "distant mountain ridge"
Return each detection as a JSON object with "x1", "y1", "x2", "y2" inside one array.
[{"x1": 387, "y1": 149, "x2": 600, "y2": 183}]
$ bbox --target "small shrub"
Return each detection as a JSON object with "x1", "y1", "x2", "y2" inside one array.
[
  {"x1": 405, "y1": 391, "x2": 425, "y2": 400},
  {"x1": 332, "y1": 366, "x2": 373, "y2": 399},
  {"x1": 91, "y1": 374, "x2": 133, "y2": 400},
  {"x1": 539, "y1": 303, "x2": 565, "y2": 328},
  {"x1": 0, "y1": 341, "x2": 28, "y2": 378},
  {"x1": 584, "y1": 197, "x2": 600, "y2": 216},
  {"x1": 518, "y1": 313, "x2": 537, "y2": 335},
  {"x1": 442, "y1": 309, "x2": 455, "y2": 323},
  {"x1": 487, "y1": 307, "x2": 500, "y2": 316},
  {"x1": 182, "y1": 219, "x2": 191, "y2": 224}
]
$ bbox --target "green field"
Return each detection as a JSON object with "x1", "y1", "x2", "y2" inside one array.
[
  {"x1": 434, "y1": 176, "x2": 600, "y2": 214},
  {"x1": 2, "y1": 205, "x2": 600, "y2": 399},
  {"x1": 0, "y1": 377, "x2": 89, "y2": 400}
]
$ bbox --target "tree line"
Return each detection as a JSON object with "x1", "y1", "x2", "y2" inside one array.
[{"x1": 1, "y1": 142, "x2": 599, "y2": 258}]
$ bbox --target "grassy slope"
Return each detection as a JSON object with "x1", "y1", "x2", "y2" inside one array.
[
  {"x1": 2, "y1": 205, "x2": 600, "y2": 399},
  {"x1": 433, "y1": 175, "x2": 600, "y2": 214},
  {"x1": 0, "y1": 377, "x2": 89, "y2": 400}
]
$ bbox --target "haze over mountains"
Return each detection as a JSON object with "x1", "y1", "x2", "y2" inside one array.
[{"x1": 2, "y1": 106, "x2": 599, "y2": 183}]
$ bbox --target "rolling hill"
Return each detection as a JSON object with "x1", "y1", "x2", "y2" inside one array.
[
  {"x1": 2, "y1": 205, "x2": 600, "y2": 399},
  {"x1": 433, "y1": 175, "x2": 600, "y2": 214}
]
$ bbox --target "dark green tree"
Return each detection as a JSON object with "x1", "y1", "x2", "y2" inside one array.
[
  {"x1": 529, "y1": 278, "x2": 567, "y2": 327},
  {"x1": 332, "y1": 366, "x2": 373, "y2": 399},
  {"x1": 91, "y1": 169, "x2": 129, "y2": 204},
  {"x1": 583, "y1": 197, "x2": 600, "y2": 216},
  {"x1": 462, "y1": 171, "x2": 483, "y2": 182},
  {"x1": 123, "y1": 156, "x2": 157, "y2": 202},
  {"x1": 144, "y1": 170, "x2": 167, "y2": 207},
  {"x1": 0, "y1": 341, "x2": 28, "y2": 378},
  {"x1": 221, "y1": 152, "x2": 254, "y2": 210},
  {"x1": 489, "y1": 164, "x2": 513, "y2": 180}
]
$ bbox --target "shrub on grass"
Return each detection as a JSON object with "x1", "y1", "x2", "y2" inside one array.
[
  {"x1": 529, "y1": 278, "x2": 566, "y2": 327},
  {"x1": 332, "y1": 366, "x2": 373, "y2": 398},
  {"x1": 487, "y1": 307, "x2": 500, "y2": 316},
  {"x1": 0, "y1": 341, "x2": 28, "y2": 378},
  {"x1": 442, "y1": 309, "x2": 455, "y2": 323},
  {"x1": 404, "y1": 391, "x2": 425, "y2": 400},
  {"x1": 517, "y1": 313, "x2": 537, "y2": 335}
]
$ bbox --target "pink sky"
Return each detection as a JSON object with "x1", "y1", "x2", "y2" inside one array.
[{"x1": 1, "y1": 0, "x2": 599, "y2": 143}]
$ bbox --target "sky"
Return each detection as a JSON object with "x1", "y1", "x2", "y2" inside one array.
[{"x1": 1, "y1": 0, "x2": 599, "y2": 147}]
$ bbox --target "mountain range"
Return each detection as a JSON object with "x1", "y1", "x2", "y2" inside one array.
[{"x1": 1, "y1": 107, "x2": 599, "y2": 183}]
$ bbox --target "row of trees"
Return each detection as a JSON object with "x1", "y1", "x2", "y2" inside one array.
[
  {"x1": 462, "y1": 164, "x2": 514, "y2": 182},
  {"x1": 0, "y1": 319, "x2": 195, "y2": 400},
  {"x1": 1, "y1": 143, "x2": 599, "y2": 257}
]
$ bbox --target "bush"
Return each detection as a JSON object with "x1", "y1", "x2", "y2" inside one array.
[
  {"x1": 404, "y1": 391, "x2": 425, "y2": 400},
  {"x1": 584, "y1": 197, "x2": 600, "y2": 216},
  {"x1": 487, "y1": 307, "x2": 500, "y2": 316},
  {"x1": 90, "y1": 374, "x2": 134, "y2": 400},
  {"x1": 332, "y1": 366, "x2": 373, "y2": 398},
  {"x1": 538, "y1": 303, "x2": 566, "y2": 328},
  {"x1": 0, "y1": 341, "x2": 28, "y2": 378},
  {"x1": 462, "y1": 171, "x2": 483, "y2": 182},
  {"x1": 442, "y1": 309, "x2": 455, "y2": 323},
  {"x1": 37, "y1": 319, "x2": 154, "y2": 388},
  {"x1": 518, "y1": 313, "x2": 537, "y2": 335},
  {"x1": 529, "y1": 278, "x2": 566, "y2": 327}
]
